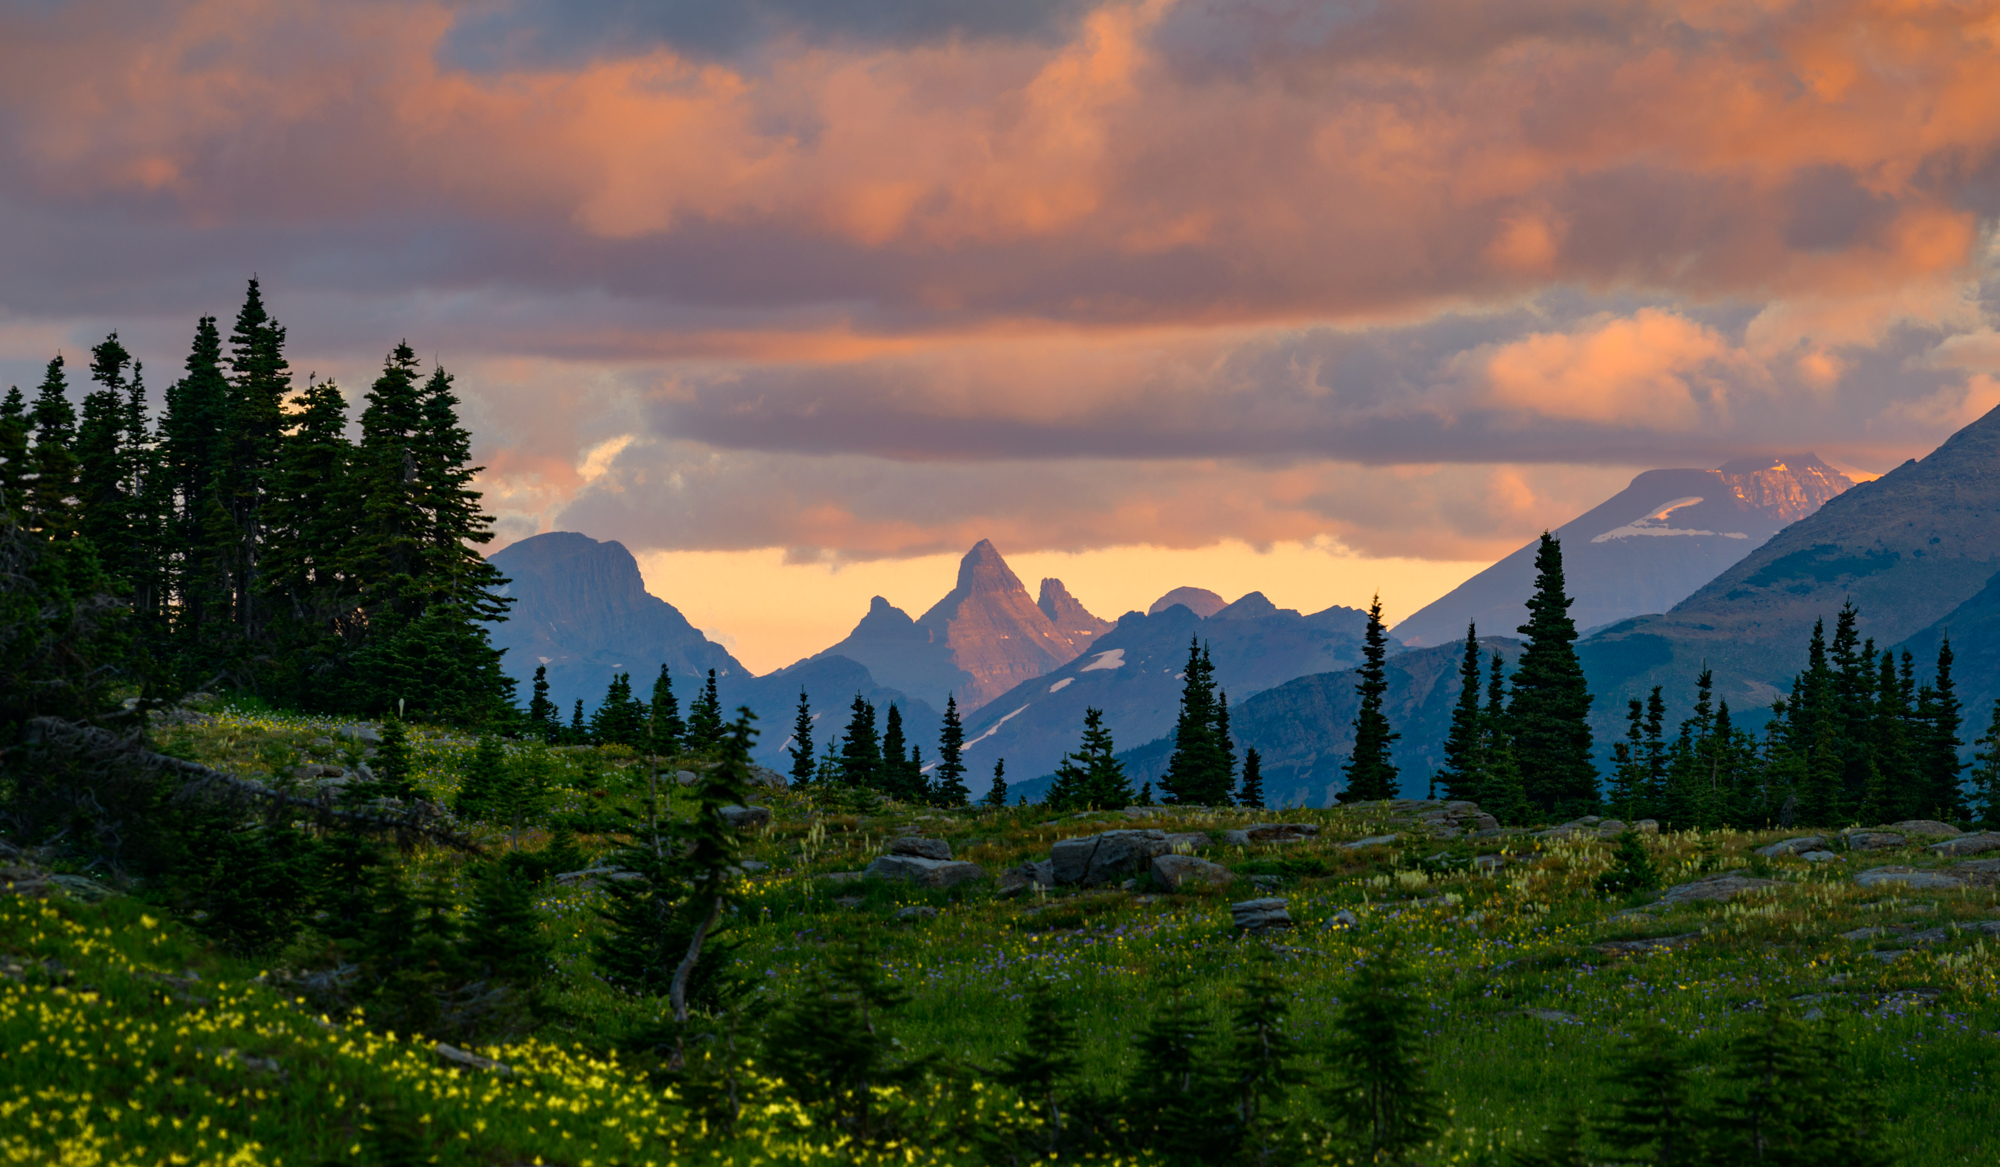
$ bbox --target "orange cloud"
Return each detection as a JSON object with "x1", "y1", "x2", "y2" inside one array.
[{"x1": 1481, "y1": 310, "x2": 1735, "y2": 429}]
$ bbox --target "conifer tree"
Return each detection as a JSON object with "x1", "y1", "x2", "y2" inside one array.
[
  {"x1": 1969, "y1": 700, "x2": 2000, "y2": 830},
  {"x1": 591, "y1": 673, "x2": 645, "y2": 747},
  {"x1": 218, "y1": 278, "x2": 292, "y2": 640},
  {"x1": 454, "y1": 734, "x2": 509, "y2": 819},
  {"x1": 1439, "y1": 622, "x2": 1485, "y2": 802},
  {"x1": 1340, "y1": 593, "x2": 1399, "y2": 803},
  {"x1": 933, "y1": 695, "x2": 967, "y2": 806},
  {"x1": 527, "y1": 666, "x2": 558, "y2": 743},
  {"x1": 982, "y1": 758, "x2": 1008, "y2": 808},
  {"x1": 1708, "y1": 1008, "x2": 1891, "y2": 1167},
  {"x1": 1598, "y1": 1022, "x2": 1703, "y2": 1167},
  {"x1": 1226, "y1": 952, "x2": 1307, "y2": 1165},
  {"x1": 375, "y1": 717, "x2": 415, "y2": 800},
  {"x1": 1609, "y1": 698, "x2": 1647, "y2": 821},
  {"x1": 1123, "y1": 972, "x2": 1230, "y2": 1161},
  {"x1": 261, "y1": 374, "x2": 353, "y2": 641},
  {"x1": 1323, "y1": 942, "x2": 1439, "y2": 1161},
  {"x1": 838, "y1": 696, "x2": 881, "y2": 789},
  {"x1": 787, "y1": 690, "x2": 815, "y2": 786},
  {"x1": 996, "y1": 979, "x2": 1085, "y2": 1158},
  {"x1": 1238, "y1": 748, "x2": 1265, "y2": 809},
  {"x1": 75, "y1": 334, "x2": 139, "y2": 588},
  {"x1": 1919, "y1": 636, "x2": 1964, "y2": 819},
  {"x1": 880, "y1": 703, "x2": 916, "y2": 800},
  {"x1": 27, "y1": 355, "x2": 78, "y2": 538},
  {"x1": 569, "y1": 699, "x2": 586, "y2": 744},
  {"x1": 649, "y1": 665, "x2": 684, "y2": 756},
  {"x1": 687, "y1": 668, "x2": 724, "y2": 751},
  {"x1": 460, "y1": 860, "x2": 551, "y2": 991},
  {"x1": 1162, "y1": 639, "x2": 1232, "y2": 805},
  {"x1": 1508, "y1": 534, "x2": 1597, "y2": 816},
  {"x1": 1048, "y1": 708, "x2": 1130, "y2": 810}
]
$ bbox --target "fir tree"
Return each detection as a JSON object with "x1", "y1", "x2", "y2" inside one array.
[
  {"x1": 1123, "y1": 972, "x2": 1230, "y2": 1162},
  {"x1": 1322, "y1": 942, "x2": 1439, "y2": 1161},
  {"x1": 1226, "y1": 952, "x2": 1307, "y2": 1166},
  {"x1": 375, "y1": 718, "x2": 415, "y2": 800},
  {"x1": 1919, "y1": 636, "x2": 1964, "y2": 820},
  {"x1": 1439, "y1": 621, "x2": 1485, "y2": 802},
  {"x1": 1048, "y1": 708, "x2": 1130, "y2": 810},
  {"x1": 1508, "y1": 534, "x2": 1597, "y2": 816},
  {"x1": 591, "y1": 673, "x2": 645, "y2": 747},
  {"x1": 1238, "y1": 748, "x2": 1265, "y2": 809},
  {"x1": 787, "y1": 689, "x2": 815, "y2": 786},
  {"x1": 687, "y1": 668, "x2": 724, "y2": 751},
  {"x1": 932, "y1": 694, "x2": 968, "y2": 807},
  {"x1": 261, "y1": 374, "x2": 352, "y2": 645},
  {"x1": 649, "y1": 665, "x2": 684, "y2": 756},
  {"x1": 460, "y1": 860, "x2": 550, "y2": 990},
  {"x1": 218, "y1": 278, "x2": 292, "y2": 642},
  {"x1": 1708, "y1": 1008, "x2": 1892, "y2": 1167},
  {"x1": 1595, "y1": 829, "x2": 1661, "y2": 897},
  {"x1": 1162, "y1": 639, "x2": 1232, "y2": 805},
  {"x1": 1969, "y1": 699, "x2": 2000, "y2": 830},
  {"x1": 838, "y1": 696, "x2": 882, "y2": 789},
  {"x1": 880, "y1": 703, "x2": 918, "y2": 801},
  {"x1": 159, "y1": 316, "x2": 233, "y2": 651},
  {"x1": 454, "y1": 734, "x2": 509, "y2": 820},
  {"x1": 1609, "y1": 698, "x2": 1647, "y2": 821},
  {"x1": 75, "y1": 334, "x2": 138, "y2": 588},
  {"x1": 527, "y1": 665, "x2": 558, "y2": 742},
  {"x1": 27, "y1": 355, "x2": 78, "y2": 537},
  {"x1": 982, "y1": 758, "x2": 1009, "y2": 809},
  {"x1": 570, "y1": 699, "x2": 586, "y2": 744},
  {"x1": 995, "y1": 979, "x2": 1085, "y2": 1158},
  {"x1": 1598, "y1": 1022, "x2": 1703, "y2": 1167},
  {"x1": 1340, "y1": 593, "x2": 1400, "y2": 803}
]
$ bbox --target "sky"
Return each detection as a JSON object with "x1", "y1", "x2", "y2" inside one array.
[{"x1": 3, "y1": 0, "x2": 1998, "y2": 673}]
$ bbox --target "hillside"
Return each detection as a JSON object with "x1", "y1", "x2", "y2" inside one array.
[
  {"x1": 962, "y1": 594, "x2": 1372, "y2": 795},
  {"x1": 1395, "y1": 455, "x2": 1853, "y2": 648}
]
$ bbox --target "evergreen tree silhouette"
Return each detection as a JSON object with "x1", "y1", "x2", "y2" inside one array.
[
  {"x1": 1508, "y1": 534, "x2": 1597, "y2": 816},
  {"x1": 649, "y1": 664, "x2": 684, "y2": 757},
  {"x1": 982, "y1": 758, "x2": 1008, "y2": 809},
  {"x1": 787, "y1": 689, "x2": 815, "y2": 786},
  {"x1": 1238, "y1": 748, "x2": 1265, "y2": 809},
  {"x1": 1339, "y1": 593, "x2": 1400, "y2": 803},
  {"x1": 1439, "y1": 621, "x2": 1485, "y2": 802},
  {"x1": 932, "y1": 695, "x2": 968, "y2": 806}
]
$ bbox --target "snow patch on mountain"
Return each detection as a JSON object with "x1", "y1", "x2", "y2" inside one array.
[{"x1": 1080, "y1": 649, "x2": 1126, "y2": 672}]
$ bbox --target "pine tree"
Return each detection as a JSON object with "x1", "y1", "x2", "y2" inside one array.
[
  {"x1": 261, "y1": 374, "x2": 352, "y2": 646},
  {"x1": 460, "y1": 860, "x2": 550, "y2": 990},
  {"x1": 74, "y1": 334, "x2": 139, "y2": 589},
  {"x1": 1919, "y1": 636, "x2": 1964, "y2": 820},
  {"x1": 1162, "y1": 639, "x2": 1232, "y2": 805},
  {"x1": 591, "y1": 673, "x2": 645, "y2": 747},
  {"x1": 1969, "y1": 699, "x2": 2000, "y2": 830},
  {"x1": 454, "y1": 734, "x2": 509, "y2": 819},
  {"x1": 569, "y1": 699, "x2": 587, "y2": 744},
  {"x1": 1323, "y1": 942, "x2": 1440, "y2": 1161},
  {"x1": 1598, "y1": 1022, "x2": 1704, "y2": 1167},
  {"x1": 218, "y1": 278, "x2": 292, "y2": 642},
  {"x1": 27, "y1": 355, "x2": 78, "y2": 538},
  {"x1": 1123, "y1": 972, "x2": 1230, "y2": 1161},
  {"x1": 1708, "y1": 1008, "x2": 1892, "y2": 1167},
  {"x1": 687, "y1": 668, "x2": 724, "y2": 751},
  {"x1": 880, "y1": 703, "x2": 917, "y2": 800},
  {"x1": 375, "y1": 717, "x2": 416, "y2": 800},
  {"x1": 527, "y1": 665, "x2": 558, "y2": 742},
  {"x1": 1226, "y1": 952, "x2": 1307, "y2": 1165},
  {"x1": 932, "y1": 695, "x2": 968, "y2": 806},
  {"x1": 1609, "y1": 698, "x2": 1647, "y2": 821},
  {"x1": 1340, "y1": 593, "x2": 1400, "y2": 803},
  {"x1": 1643, "y1": 685, "x2": 1669, "y2": 811},
  {"x1": 1509, "y1": 534, "x2": 1597, "y2": 816},
  {"x1": 1439, "y1": 622, "x2": 1485, "y2": 802},
  {"x1": 649, "y1": 665, "x2": 684, "y2": 757},
  {"x1": 837, "y1": 696, "x2": 881, "y2": 789},
  {"x1": 995, "y1": 979, "x2": 1085, "y2": 1158},
  {"x1": 1048, "y1": 708, "x2": 1130, "y2": 810},
  {"x1": 787, "y1": 689, "x2": 815, "y2": 786},
  {"x1": 982, "y1": 758, "x2": 1009, "y2": 809},
  {"x1": 1238, "y1": 748, "x2": 1266, "y2": 809}
]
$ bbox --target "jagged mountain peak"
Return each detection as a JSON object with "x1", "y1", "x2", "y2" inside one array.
[
  {"x1": 1038, "y1": 577, "x2": 1114, "y2": 641},
  {"x1": 1715, "y1": 452, "x2": 1853, "y2": 523}
]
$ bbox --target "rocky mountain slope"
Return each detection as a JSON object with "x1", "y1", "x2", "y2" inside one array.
[
  {"x1": 810, "y1": 541, "x2": 1107, "y2": 711},
  {"x1": 1394, "y1": 455, "x2": 1853, "y2": 647},
  {"x1": 958, "y1": 593, "x2": 1373, "y2": 795},
  {"x1": 486, "y1": 532, "x2": 747, "y2": 715},
  {"x1": 1580, "y1": 409, "x2": 2000, "y2": 736}
]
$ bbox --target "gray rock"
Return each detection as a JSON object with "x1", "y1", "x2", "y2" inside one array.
[
  {"x1": 1121, "y1": 806, "x2": 1171, "y2": 819},
  {"x1": 1930, "y1": 833, "x2": 2000, "y2": 858},
  {"x1": 1339, "y1": 834, "x2": 1401, "y2": 850},
  {"x1": 1231, "y1": 897, "x2": 1293, "y2": 931},
  {"x1": 1635, "y1": 819, "x2": 1660, "y2": 834},
  {"x1": 1445, "y1": 800, "x2": 1478, "y2": 812},
  {"x1": 747, "y1": 765, "x2": 788, "y2": 789},
  {"x1": 890, "y1": 837, "x2": 953, "y2": 861},
  {"x1": 719, "y1": 805, "x2": 771, "y2": 829},
  {"x1": 1236, "y1": 823, "x2": 1320, "y2": 843},
  {"x1": 863, "y1": 855, "x2": 986, "y2": 889},
  {"x1": 1841, "y1": 926, "x2": 1896, "y2": 941},
  {"x1": 893, "y1": 905, "x2": 939, "y2": 922},
  {"x1": 1164, "y1": 832, "x2": 1210, "y2": 853},
  {"x1": 1593, "y1": 932, "x2": 1703, "y2": 956},
  {"x1": 1887, "y1": 820, "x2": 1961, "y2": 839},
  {"x1": 822, "y1": 871, "x2": 865, "y2": 884},
  {"x1": 1950, "y1": 858, "x2": 2000, "y2": 885},
  {"x1": 1844, "y1": 831, "x2": 1907, "y2": 851},
  {"x1": 1150, "y1": 853, "x2": 1233, "y2": 892},
  {"x1": 1853, "y1": 866, "x2": 1965, "y2": 891},
  {"x1": 1051, "y1": 830, "x2": 1173, "y2": 886},
  {"x1": 738, "y1": 860, "x2": 769, "y2": 874},
  {"x1": 555, "y1": 867, "x2": 644, "y2": 887},
  {"x1": 46, "y1": 874, "x2": 115, "y2": 902},
  {"x1": 435, "y1": 1042, "x2": 512, "y2": 1075},
  {"x1": 1324, "y1": 908, "x2": 1359, "y2": 929},
  {"x1": 675, "y1": 770, "x2": 699, "y2": 786},
  {"x1": 1658, "y1": 871, "x2": 1778, "y2": 905},
  {"x1": 1472, "y1": 854, "x2": 1506, "y2": 872},
  {"x1": 1596, "y1": 819, "x2": 1629, "y2": 833},
  {"x1": 310, "y1": 737, "x2": 334, "y2": 750},
  {"x1": 339, "y1": 723, "x2": 382, "y2": 746},
  {"x1": 1517, "y1": 1008, "x2": 1581, "y2": 1024},
  {"x1": 997, "y1": 861, "x2": 1056, "y2": 894},
  {"x1": 1579, "y1": 815, "x2": 1603, "y2": 826},
  {"x1": 1756, "y1": 835, "x2": 1826, "y2": 858},
  {"x1": 1802, "y1": 851, "x2": 1840, "y2": 863}
]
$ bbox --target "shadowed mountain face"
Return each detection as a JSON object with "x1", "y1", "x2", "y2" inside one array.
[
  {"x1": 487, "y1": 532, "x2": 747, "y2": 714},
  {"x1": 958, "y1": 593, "x2": 1372, "y2": 792},
  {"x1": 1394, "y1": 455, "x2": 1854, "y2": 648},
  {"x1": 1581, "y1": 410, "x2": 2000, "y2": 736},
  {"x1": 1149, "y1": 586, "x2": 1227, "y2": 617},
  {"x1": 812, "y1": 541, "x2": 1105, "y2": 711}
]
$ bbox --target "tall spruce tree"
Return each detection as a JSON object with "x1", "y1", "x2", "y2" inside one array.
[
  {"x1": 787, "y1": 690, "x2": 815, "y2": 785},
  {"x1": 27, "y1": 355, "x2": 78, "y2": 538},
  {"x1": 1439, "y1": 622, "x2": 1485, "y2": 802},
  {"x1": 1161, "y1": 639, "x2": 1233, "y2": 805},
  {"x1": 649, "y1": 665, "x2": 684, "y2": 756},
  {"x1": 219, "y1": 278, "x2": 292, "y2": 641},
  {"x1": 1339, "y1": 593, "x2": 1399, "y2": 803},
  {"x1": 261, "y1": 374, "x2": 353, "y2": 648},
  {"x1": 1238, "y1": 748, "x2": 1265, "y2": 809},
  {"x1": 687, "y1": 669, "x2": 724, "y2": 751},
  {"x1": 527, "y1": 665, "x2": 558, "y2": 742},
  {"x1": 880, "y1": 703, "x2": 917, "y2": 800},
  {"x1": 932, "y1": 695, "x2": 968, "y2": 806},
  {"x1": 982, "y1": 758, "x2": 1008, "y2": 809},
  {"x1": 838, "y1": 696, "x2": 882, "y2": 789},
  {"x1": 1508, "y1": 533, "x2": 1597, "y2": 817},
  {"x1": 1047, "y1": 708, "x2": 1130, "y2": 811},
  {"x1": 1919, "y1": 636, "x2": 1964, "y2": 819}
]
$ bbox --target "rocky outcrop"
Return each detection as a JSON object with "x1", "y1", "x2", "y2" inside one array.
[
  {"x1": 719, "y1": 805, "x2": 771, "y2": 828},
  {"x1": 1231, "y1": 897, "x2": 1292, "y2": 931},
  {"x1": 1756, "y1": 835, "x2": 1826, "y2": 858},
  {"x1": 1928, "y1": 833, "x2": 2000, "y2": 857},
  {"x1": 1887, "y1": 820, "x2": 1960, "y2": 838},
  {"x1": 1224, "y1": 823, "x2": 1320, "y2": 846},
  {"x1": 1051, "y1": 829, "x2": 1174, "y2": 886},
  {"x1": 1853, "y1": 866, "x2": 1965, "y2": 891},
  {"x1": 890, "y1": 837, "x2": 953, "y2": 861},
  {"x1": 1038, "y1": 578, "x2": 1113, "y2": 643},
  {"x1": 1658, "y1": 871, "x2": 1778, "y2": 904},
  {"x1": 862, "y1": 855, "x2": 986, "y2": 888},
  {"x1": 1150, "y1": 853, "x2": 1233, "y2": 892}
]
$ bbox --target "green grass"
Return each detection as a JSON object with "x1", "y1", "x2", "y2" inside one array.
[{"x1": 5, "y1": 704, "x2": 1999, "y2": 1164}]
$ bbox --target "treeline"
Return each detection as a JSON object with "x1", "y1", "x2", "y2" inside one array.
[{"x1": 0, "y1": 280, "x2": 516, "y2": 724}]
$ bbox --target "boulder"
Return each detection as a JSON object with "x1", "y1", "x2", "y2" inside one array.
[
  {"x1": 339, "y1": 723, "x2": 382, "y2": 746},
  {"x1": 1841, "y1": 926, "x2": 1896, "y2": 941},
  {"x1": 1596, "y1": 820, "x2": 1629, "y2": 834},
  {"x1": 435, "y1": 1042, "x2": 513, "y2": 1075},
  {"x1": 675, "y1": 770, "x2": 699, "y2": 786},
  {"x1": 1324, "y1": 908, "x2": 1359, "y2": 929},
  {"x1": 1852, "y1": 866, "x2": 1965, "y2": 891},
  {"x1": 1164, "y1": 832, "x2": 1210, "y2": 853},
  {"x1": 997, "y1": 861, "x2": 1056, "y2": 894},
  {"x1": 1635, "y1": 820, "x2": 1660, "y2": 834},
  {"x1": 863, "y1": 855, "x2": 986, "y2": 889},
  {"x1": 1121, "y1": 806, "x2": 1171, "y2": 819},
  {"x1": 1802, "y1": 851, "x2": 1840, "y2": 863},
  {"x1": 890, "y1": 837, "x2": 953, "y2": 861},
  {"x1": 1472, "y1": 854, "x2": 1506, "y2": 872},
  {"x1": 1658, "y1": 871, "x2": 1778, "y2": 905},
  {"x1": 737, "y1": 860, "x2": 769, "y2": 874},
  {"x1": 1887, "y1": 820, "x2": 1961, "y2": 839},
  {"x1": 747, "y1": 765, "x2": 788, "y2": 789},
  {"x1": 1756, "y1": 836, "x2": 1826, "y2": 858},
  {"x1": 554, "y1": 867, "x2": 644, "y2": 887},
  {"x1": 1051, "y1": 830, "x2": 1173, "y2": 886},
  {"x1": 1149, "y1": 853, "x2": 1233, "y2": 893},
  {"x1": 719, "y1": 805, "x2": 771, "y2": 829},
  {"x1": 1230, "y1": 897, "x2": 1293, "y2": 932},
  {"x1": 893, "y1": 905, "x2": 940, "y2": 922},
  {"x1": 1223, "y1": 823, "x2": 1320, "y2": 846},
  {"x1": 1844, "y1": 831, "x2": 1907, "y2": 851},
  {"x1": 47, "y1": 874, "x2": 115, "y2": 902},
  {"x1": 1339, "y1": 835, "x2": 1401, "y2": 850},
  {"x1": 1950, "y1": 858, "x2": 2000, "y2": 886},
  {"x1": 1930, "y1": 833, "x2": 2000, "y2": 858}
]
